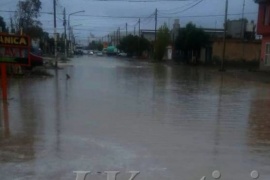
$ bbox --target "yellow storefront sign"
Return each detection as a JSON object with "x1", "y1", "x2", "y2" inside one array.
[{"x1": 0, "y1": 34, "x2": 29, "y2": 47}]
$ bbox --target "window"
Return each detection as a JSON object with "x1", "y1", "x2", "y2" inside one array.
[{"x1": 265, "y1": 43, "x2": 270, "y2": 65}]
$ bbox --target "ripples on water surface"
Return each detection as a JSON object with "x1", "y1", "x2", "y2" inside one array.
[{"x1": 0, "y1": 56, "x2": 270, "y2": 180}]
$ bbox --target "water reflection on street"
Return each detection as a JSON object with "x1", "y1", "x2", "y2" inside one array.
[{"x1": 0, "y1": 56, "x2": 270, "y2": 180}]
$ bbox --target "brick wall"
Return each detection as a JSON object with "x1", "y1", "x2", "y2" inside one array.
[{"x1": 212, "y1": 39, "x2": 261, "y2": 61}]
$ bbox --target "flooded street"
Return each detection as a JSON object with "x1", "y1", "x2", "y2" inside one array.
[{"x1": 1, "y1": 56, "x2": 270, "y2": 180}]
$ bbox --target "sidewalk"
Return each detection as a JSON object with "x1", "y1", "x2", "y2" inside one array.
[
  {"x1": 162, "y1": 60, "x2": 270, "y2": 84},
  {"x1": 222, "y1": 69, "x2": 270, "y2": 84}
]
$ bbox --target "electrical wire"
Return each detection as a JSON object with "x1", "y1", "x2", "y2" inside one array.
[
  {"x1": 94, "y1": 0, "x2": 197, "y2": 2},
  {"x1": 159, "y1": 12, "x2": 257, "y2": 18},
  {"x1": 158, "y1": 0, "x2": 204, "y2": 15},
  {"x1": 159, "y1": 0, "x2": 200, "y2": 12}
]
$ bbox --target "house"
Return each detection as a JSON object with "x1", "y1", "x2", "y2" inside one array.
[
  {"x1": 171, "y1": 19, "x2": 180, "y2": 42},
  {"x1": 226, "y1": 19, "x2": 246, "y2": 38},
  {"x1": 255, "y1": 0, "x2": 270, "y2": 69},
  {"x1": 140, "y1": 29, "x2": 155, "y2": 42}
]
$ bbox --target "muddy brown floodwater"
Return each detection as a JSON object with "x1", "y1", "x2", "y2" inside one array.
[{"x1": 1, "y1": 56, "x2": 270, "y2": 180}]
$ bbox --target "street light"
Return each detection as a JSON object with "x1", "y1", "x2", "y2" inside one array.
[
  {"x1": 68, "y1": 10, "x2": 85, "y2": 41},
  {"x1": 73, "y1": 35, "x2": 80, "y2": 45},
  {"x1": 68, "y1": 11, "x2": 85, "y2": 26},
  {"x1": 68, "y1": 26, "x2": 82, "y2": 56},
  {"x1": 69, "y1": 24, "x2": 82, "y2": 41},
  {"x1": 71, "y1": 33, "x2": 82, "y2": 54},
  {"x1": 67, "y1": 10, "x2": 85, "y2": 56}
]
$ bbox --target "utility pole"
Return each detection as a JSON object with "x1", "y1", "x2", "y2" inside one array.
[
  {"x1": 63, "y1": 8, "x2": 67, "y2": 59},
  {"x1": 241, "y1": 0, "x2": 246, "y2": 61},
  {"x1": 241, "y1": 0, "x2": 246, "y2": 39},
  {"x1": 116, "y1": 29, "x2": 118, "y2": 45},
  {"x1": 138, "y1": 18, "x2": 141, "y2": 57},
  {"x1": 134, "y1": 26, "x2": 136, "y2": 36},
  {"x1": 117, "y1": 27, "x2": 120, "y2": 45},
  {"x1": 138, "y1": 18, "x2": 141, "y2": 36},
  {"x1": 221, "y1": 0, "x2": 228, "y2": 71},
  {"x1": 68, "y1": 21, "x2": 70, "y2": 53},
  {"x1": 126, "y1": 23, "x2": 128, "y2": 37},
  {"x1": 114, "y1": 31, "x2": 116, "y2": 46},
  {"x1": 116, "y1": 28, "x2": 118, "y2": 45},
  {"x1": 155, "y1": 8, "x2": 157, "y2": 43},
  {"x1": 70, "y1": 28, "x2": 74, "y2": 54},
  {"x1": 53, "y1": 0, "x2": 58, "y2": 68}
]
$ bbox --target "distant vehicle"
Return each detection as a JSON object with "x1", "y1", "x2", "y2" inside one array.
[
  {"x1": 89, "y1": 51, "x2": 94, "y2": 55},
  {"x1": 82, "y1": 50, "x2": 88, "y2": 55},
  {"x1": 74, "y1": 50, "x2": 83, "y2": 55},
  {"x1": 96, "y1": 51, "x2": 103, "y2": 56},
  {"x1": 106, "y1": 46, "x2": 118, "y2": 56},
  {"x1": 118, "y1": 52, "x2": 127, "y2": 57}
]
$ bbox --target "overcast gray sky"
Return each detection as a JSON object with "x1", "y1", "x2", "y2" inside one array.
[{"x1": 0, "y1": 0, "x2": 258, "y2": 44}]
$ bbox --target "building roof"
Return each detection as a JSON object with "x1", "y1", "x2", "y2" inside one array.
[{"x1": 141, "y1": 29, "x2": 155, "y2": 33}]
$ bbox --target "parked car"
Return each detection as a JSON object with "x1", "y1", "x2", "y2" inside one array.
[
  {"x1": 118, "y1": 52, "x2": 127, "y2": 57},
  {"x1": 96, "y1": 51, "x2": 103, "y2": 56},
  {"x1": 89, "y1": 51, "x2": 94, "y2": 55},
  {"x1": 82, "y1": 50, "x2": 89, "y2": 55},
  {"x1": 74, "y1": 50, "x2": 83, "y2": 55}
]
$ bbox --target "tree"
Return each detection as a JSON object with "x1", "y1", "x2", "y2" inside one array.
[
  {"x1": 56, "y1": 33, "x2": 65, "y2": 53},
  {"x1": 88, "y1": 41, "x2": 97, "y2": 50},
  {"x1": 88, "y1": 41, "x2": 103, "y2": 51},
  {"x1": 175, "y1": 23, "x2": 210, "y2": 63},
  {"x1": 138, "y1": 36, "x2": 151, "y2": 56},
  {"x1": 39, "y1": 31, "x2": 50, "y2": 54},
  {"x1": 14, "y1": 0, "x2": 42, "y2": 38},
  {"x1": 0, "y1": 16, "x2": 7, "y2": 32},
  {"x1": 10, "y1": 17, "x2": 15, "y2": 33},
  {"x1": 154, "y1": 24, "x2": 170, "y2": 61},
  {"x1": 118, "y1": 35, "x2": 151, "y2": 57},
  {"x1": 118, "y1": 35, "x2": 137, "y2": 56},
  {"x1": 97, "y1": 43, "x2": 103, "y2": 51}
]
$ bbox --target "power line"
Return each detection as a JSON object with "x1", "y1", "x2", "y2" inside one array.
[
  {"x1": 72, "y1": 14, "x2": 153, "y2": 19},
  {"x1": 94, "y1": 0, "x2": 197, "y2": 1},
  {"x1": 0, "y1": 9, "x2": 58, "y2": 15},
  {"x1": 0, "y1": 9, "x2": 257, "y2": 19},
  {"x1": 43, "y1": 27, "x2": 65, "y2": 30},
  {"x1": 159, "y1": 0, "x2": 200, "y2": 12},
  {"x1": 159, "y1": 12, "x2": 257, "y2": 18},
  {"x1": 158, "y1": 0, "x2": 204, "y2": 15},
  {"x1": 141, "y1": 18, "x2": 154, "y2": 25}
]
